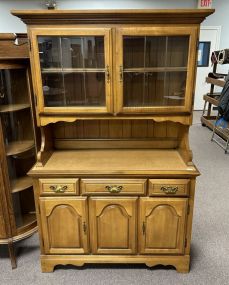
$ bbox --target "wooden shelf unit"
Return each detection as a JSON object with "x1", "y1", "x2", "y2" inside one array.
[
  {"x1": 205, "y1": 76, "x2": 225, "y2": 88},
  {"x1": 0, "y1": 33, "x2": 38, "y2": 269},
  {"x1": 6, "y1": 140, "x2": 34, "y2": 156},
  {"x1": 201, "y1": 64, "x2": 226, "y2": 131},
  {"x1": 0, "y1": 103, "x2": 30, "y2": 113},
  {"x1": 13, "y1": 9, "x2": 214, "y2": 273},
  {"x1": 11, "y1": 176, "x2": 33, "y2": 193}
]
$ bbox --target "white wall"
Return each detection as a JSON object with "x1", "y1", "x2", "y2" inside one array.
[
  {"x1": 204, "y1": 0, "x2": 229, "y2": 49},
  {"x1": 0, "y1": 0, "x2": 197, "y2": 33},
  {"x1": 1, "y1": 0, "x2": 229, "y2": 50}
]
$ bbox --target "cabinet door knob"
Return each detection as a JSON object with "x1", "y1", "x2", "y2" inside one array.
[
  {"x1": 105, "y1": 185, "x2": 123, "y2": 193},
  {"x1": 160, "y1": 186, "x2": 178, "y2": 194},
  {"x1": 49, "y1": 185, "x2": 68, "y2": 193}
]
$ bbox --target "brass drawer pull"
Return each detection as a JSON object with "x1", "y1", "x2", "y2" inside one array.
[
  {"x1": 105, "y1": 185, "x2": 123, "y2": 193},
  {"x1": 49, "y1": 185, "x2": 68, "y2": 193},
  {"x1": 161, "y1": 186, "x2": 178, "y2": 194}
]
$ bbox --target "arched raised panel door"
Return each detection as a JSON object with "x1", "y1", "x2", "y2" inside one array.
[
  {"x1": 89, "y1": 197, "x2": 137, "y2": 254},
  {"x1": 139, "y1": 198, "x2": 188, "y2": 254},
  {"x1": 40, "y1": 197, "x2": 89, "y2": 254}
]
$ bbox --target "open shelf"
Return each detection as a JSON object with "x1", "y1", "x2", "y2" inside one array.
[
  {"x1": 17, "y1": 212, "x2": 36, "y2": 231},
  {"x1": 6, "y1": 140, "x2": 34, "y2": 156},
  {"x1": 11, "y1": 176, "x2": 33, "y2": 193},
  {"x1": 0, "y1": 103, "x2": 30, "y2": 113},
  {"x1": 42, "y1": 68, "x2": 105, "y2": 74}
]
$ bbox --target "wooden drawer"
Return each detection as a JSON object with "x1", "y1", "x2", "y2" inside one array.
[
  {"x1": 39, "y1": 179, "x2": 79, "y2": 195},
  {"x1": 149, "y1": 179, "x2": 190, "y2": 196},
  {"x1": 81, "y1": 179, "x2": 147, "y2": 195}
]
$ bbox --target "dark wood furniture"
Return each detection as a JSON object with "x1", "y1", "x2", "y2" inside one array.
[
  {"x1": 201, "y1": 63, "x2": 229, "y2": 152},
  {"x1": 12, "y1": 9, "x2": 214, "y2": 273},
  {"x1": 201, "y1": 62, "x2": 225, "y2": 130},
  {"x1": 0, "y1": 33, "x2": 38, "y2": 268}
]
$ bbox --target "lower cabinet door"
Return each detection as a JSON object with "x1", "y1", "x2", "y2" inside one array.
[
  {"x1": 139, "y1": 198, "x2": 188, "y2": 254},
  {"x1": 40, "y1": 197, "x2": 89, "y2": 254},
  {"x1": 89, "y1": 197, "x2": 137, "y2": 254}
]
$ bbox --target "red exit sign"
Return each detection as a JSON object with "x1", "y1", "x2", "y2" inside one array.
[{"x1": 198, "y1": 0, "x2": 212, "y2": 8}]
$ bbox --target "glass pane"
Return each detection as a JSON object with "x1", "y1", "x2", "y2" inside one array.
[
  {"x1": 1, "y1": 111, "x2": 33, "y2": 144},
  {"x1": 123, "y1": 72, "x2": 144, "y2": 106},
  {"x1": 123, "y1": 35, "x2": 189, "y2": 107},
  {"x1": 38, "y1": 36, "x2": 106, "y2": 107},
  {"x1": 42, "y1": 73, "x2": 65, "y2": 107},
  {"x1": 123, "y1": 37, "x2": 145, "y2": 68},
  {"x1": 61, "y1": 37, "x2": 83, "y2": 68},
  {"x1": 85, "y1": 73, "x2": 105, "y2": 106},
  {"x1": 38, "y1": 37, "x2": 61, "y2": 69},
  {"x1": 83, "y1": 37, "x2": 105, "y2": 68},
  {"x1": 0, "y1": 68, "x2": 36, "y2": 230},
  {"x1": 145, "y1": 37, "x2": 166, "y2": 68},
  {"x1": 166, "y1": 36, "x2": 189, "y2": 67},
  {"x1": 12, "y1": 187, "x2": 36, "y2": 228},
  {"x1": 43, "y1": 72, "x2": 105, "y2": 107},
  {"x1": 0, "y1": 70, "x2": 29, "y2": 108},
  {"x1": 123, "y1": 71, "x2": 187, "y2": 107},
  {"x1": 123, "y1": 35, "x2": 189, "y2": 69},
  {"x1": 163, "y1": 71, "x2": 186, "y2": 106}
]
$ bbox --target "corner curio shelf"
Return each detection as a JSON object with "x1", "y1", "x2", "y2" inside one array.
[{"x1": 0, "y1": 33, "x2": 38, "y2": 269}]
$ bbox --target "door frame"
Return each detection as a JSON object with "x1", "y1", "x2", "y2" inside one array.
[
  {"x1": 194, "y1": 26, "x2": 221, "y2": 110},
  {"x1": 29, "y1": 27, "x2": 113, "y2": 115},
  {"x1": 200, "y1": 26, "x2": 221, "y2": 52},
  {"x1": 115, "y1": 26, "x2": 199, "y2": 114}
]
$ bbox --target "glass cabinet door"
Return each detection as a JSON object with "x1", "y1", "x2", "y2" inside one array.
[
  {"x1": 0, "y1": 68, "x2": 36, "y2": 234},
  {"x1": 115, "y1": 27, "x2": 198, "y2": 114},
  {"x1": 30, "y1": 29, "x2": 112, "y2": 114}
]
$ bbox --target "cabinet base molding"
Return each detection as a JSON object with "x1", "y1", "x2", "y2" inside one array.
[{"x1": 40, "y1": 255, "x2": 190, "y2": 273}]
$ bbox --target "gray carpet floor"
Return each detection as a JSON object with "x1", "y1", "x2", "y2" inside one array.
[{"x1": 0, "y1": 111, "x2": 229, "y2": 285}]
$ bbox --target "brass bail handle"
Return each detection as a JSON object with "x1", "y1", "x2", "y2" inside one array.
[
  {"x1": 161, "y1": 186, "x2": 178, "y2": 194},
  {"x1": 105, "y1": 185, "x2": 123, "y2": 193},
  {"x1": 50, "y1": 185, "x2": 68, "y2": 193}
]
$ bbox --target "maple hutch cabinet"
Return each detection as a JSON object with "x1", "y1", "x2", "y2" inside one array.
[{"x1": 12, "y1": 9, "x2": 214, "y2": 273}]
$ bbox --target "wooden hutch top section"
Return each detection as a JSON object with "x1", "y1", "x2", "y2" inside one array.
[
  {"x1": 12, "y1": 9, "x2": 214, "y2": 25},
  {"x1": 11, "y1": 9, "x2": 215, "y2": 127}
]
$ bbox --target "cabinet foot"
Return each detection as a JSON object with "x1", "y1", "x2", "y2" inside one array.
[
  {"x1": 145, "y1": 255, "x2": 190, "y2": 273},
  {"x1": 8, "y1": 241, "x2": 17, "y2": 269},
  {"x1": 174, "y1": 259, "x2": 190, "y2": 273},
  {"x1": 41, "y1": 256, "x2": 85, "y2": 272},
  {"x1": 41, "y1": 262, "x2": 55, "y2": 273},
  {"x1": 40, "y1": 255, "x2": 190, "y2": 273}
]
